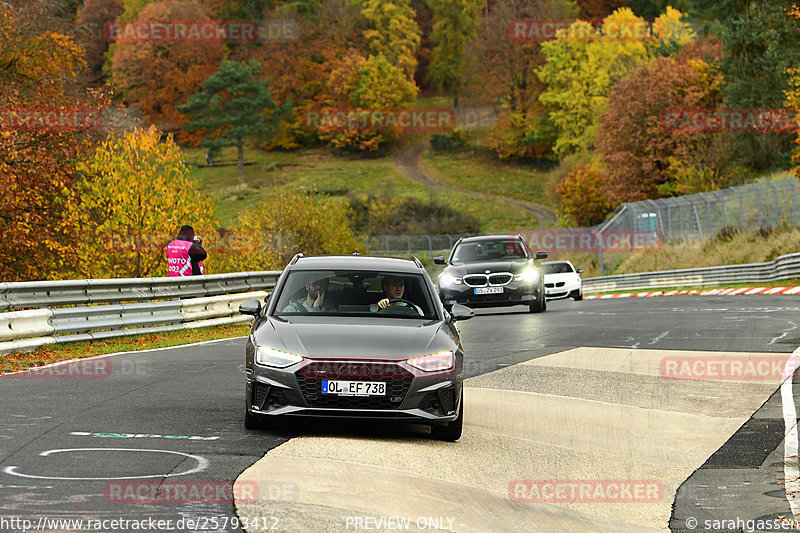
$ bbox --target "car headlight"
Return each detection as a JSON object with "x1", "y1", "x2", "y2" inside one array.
[
  {"x1": 406, "y1": 351, "x2": 454, "y2": 372},
  {"x1": 514, "y1": 267, "x2": 540, "y2": 283},
  {"x1": 256, "y1": 347, "x2": 304, "y2": 368},
  {"x1": 438, "y1": 273, "x2": 462, "y2": 286}
]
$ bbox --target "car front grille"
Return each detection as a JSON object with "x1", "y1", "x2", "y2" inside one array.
[
  {"x1": 464, "y1": 273, "x2": 513, "y2": 287},
  {"x1": 295, "y1": 361, "x2": 414, "y2": 409},
  {"x1": 489, "y1": 274, "x2": 512, "y2": 285},
  {"x1": 545, "y1": 282, "x2": 566, "y2": 288},
  {"x1": 464, "y1": 275, "x2": 487, "y2": 286}
]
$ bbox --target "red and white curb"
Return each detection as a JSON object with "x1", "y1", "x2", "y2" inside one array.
[{"x1": 585, "y1": 287, "x2": 800, "y2": 299}]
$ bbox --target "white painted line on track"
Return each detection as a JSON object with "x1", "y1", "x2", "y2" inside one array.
[
  {"x1": 781, "y1": 347, "x2": 800, "y2": 518},
  {"x1": 2, "y1": 448, "x2": 209, "y2": 481}
]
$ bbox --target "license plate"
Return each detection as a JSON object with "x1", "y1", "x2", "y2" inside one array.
[
  {"x1": 322, "y1": 380, "x2": 386, "y2": 396},
  {"x1": 474, "y1": 287, "x2": 503, "y2": 295},
  {"x1": 546, "y1": 289, "x2": 552, "y2": 295}
]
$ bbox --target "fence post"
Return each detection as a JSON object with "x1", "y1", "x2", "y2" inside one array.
[
  {"x1": 766, "y1": 181, "x2": 780, "y2": 227},
  {"x1": 738, "y1": 190, "x2": 745, "y2": 230}
]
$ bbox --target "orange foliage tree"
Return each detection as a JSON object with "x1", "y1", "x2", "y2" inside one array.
[
  {"x1": 0, "y1": 4, "x2": 105, "y2": 281},
  {"x1": 109, "y1": 0, "x2": 225, "y2": 142},
  {"x1": 74, "y1": 0, "x2": 124, "y2": 86},
  {"x1": 597, "y1": 40, "x2": 724, "y2": 202},
  {"x1": 556, "y1": 162, "x2": 613, "y2": 227}
]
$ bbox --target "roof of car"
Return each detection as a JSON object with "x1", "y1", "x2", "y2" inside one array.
[
  {"x1": 457, "y1": 234, "x2": 525, "y2": 243},
  {"x1": 289, "y1": 255, "x2": 423, "y2": 273}
]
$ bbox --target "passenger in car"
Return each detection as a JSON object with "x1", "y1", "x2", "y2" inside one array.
[{"x1": 282, "y1": 276, "x2": 336, "y2": 313}]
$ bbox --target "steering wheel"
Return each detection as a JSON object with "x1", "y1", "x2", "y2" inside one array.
[{"x1": 380, "y1": 298, "x2": 424, "y2": 316}]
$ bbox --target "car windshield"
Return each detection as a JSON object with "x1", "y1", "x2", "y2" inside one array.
[
  {"x1": 543, "y1": 263, "x2": 575, "y2": 274},
  {"x1": 273, "y1": 270, "x2": 437, "y2": 319},
  {"x1": 451, "y1": 240, "x2": 528, "y2": 262}
]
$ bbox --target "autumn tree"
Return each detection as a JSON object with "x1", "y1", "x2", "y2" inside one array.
[
  {"x1": 426, "y1": 0, "x2": 484, "y2": 108},
  {"x1": 109, "y1": 0, "x2": 225, "y2": 141},
  {"x1": 468, "y1": 0, "x2": 576, "y2": 160},
  {"x1": 538, "y1": 8, "x2": 651, "y2": 158},
  {"x1": 179, "y1": 61, "x2": 291, "y2": 181},
  {"x1": 556, "y1": 162, "x2": 613, "y2": 227},
  {"x1": 538, "y1": 7, "x2": 693, "y2": 159},
  {"x1": 226, "y1": 191, "x2": 358, "y2": 271},
  {"x1": 597, "y1": 41, "x2": 725, "y2": 202},
  {"x1": 314, "y1": 50, "x2": 418, "y2": 152},
  {"x1": 237, "y1": 0, "x2": 362, "y2": 149},
  {"x1": 785, "y1": 65, "x2": 800, "y2": 179},
  {"x1": 61, "y1": 126, "x2": 217, "y2": 278},
  {"x1": 575, "y1": 0, "x2": 628, "y2": 19},
  {"x1": 0, "y1": 4, "x2": 104, "y2": 281},
  {"x1": 74, "y1": 0, "x2": 124, "y2": 85},
  {"x1": 361, "y1": 0, "x2": 421, "y2": 78}
]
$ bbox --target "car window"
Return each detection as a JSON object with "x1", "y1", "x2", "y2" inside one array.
[
  {"x1": 543, "y1": 263, "x2": 575, "y2": 274},
  {"x1": 451, "y1": 240, "x2": 529, "y2": 262},
  {"x1": 273, "y1": 269, "x2": 437, "y2": 319}
]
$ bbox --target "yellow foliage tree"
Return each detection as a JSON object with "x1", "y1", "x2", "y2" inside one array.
[
  {"x1": 62, "y1": 126, "x2": 217, "y2": 278},
  {"x1": 222, "y1": 191, "x2": 359, "y2": 271},
  {"x1": 538, "y1": 7, "x2": 694, "y2": 158}
]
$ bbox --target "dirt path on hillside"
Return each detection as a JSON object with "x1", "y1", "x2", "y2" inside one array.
[{"x1": 395, "y1": 139, "x2": 558, "y2": 228}]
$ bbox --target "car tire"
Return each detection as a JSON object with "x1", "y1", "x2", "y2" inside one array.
[
  {"x1": 431, "y1": 391, "x2": 463, "y2": 442},
  {"x1": 573, "y1": 291, "x2": 583, "y2": 301},
  {"x1": 244, "y1": 408, "x2": 272, "y2": 430},
  {"x1": 529, "y1": 292, "x2": 546, "y2": 313}
]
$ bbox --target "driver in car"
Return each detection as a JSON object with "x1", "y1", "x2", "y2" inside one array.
[
  {"x1": 283, "y1": 276, "x2": 335, "y2": 313},
  {"x1": 371, "y1": 275, "x2": 411, "y2": 312},
  {"x1": 502, "y1": 242, "x2": 521, "y2": 258}
]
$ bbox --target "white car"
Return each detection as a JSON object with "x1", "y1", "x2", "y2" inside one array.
[{"x1": 542, "y1": 260, "x2": 583, "y2": 301}]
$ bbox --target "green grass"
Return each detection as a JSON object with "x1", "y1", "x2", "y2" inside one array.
[
  {"x1": 0, "y1": 323, "x2": 250, "y2": 374},
  {"x1": 185, "y1": 144, "x2": 540, "y2": 232},
  {"x1": 421, "y1": 149, "x2": 568, "y2": 211}
]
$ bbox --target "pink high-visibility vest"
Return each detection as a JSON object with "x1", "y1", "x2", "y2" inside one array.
[{"x1": 166, "y1": 240, "x2": 204, "y2": 276}]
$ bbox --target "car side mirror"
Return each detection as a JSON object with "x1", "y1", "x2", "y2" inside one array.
[
  {"x1": 535, "y1": 251, "x2": 548, "y2": 260},
  {"x1": 577, "y1": 268, "x2": 584, "y2": 274},
  {"x1": 450, "y1": 303, "x2": 474, "y2": 322},
  {"x1": 239, "y1": 299, "x2": 262, "y2": 316},
  {"x1": 433, "y1": 256, "x2": 446, "y2": 265}
]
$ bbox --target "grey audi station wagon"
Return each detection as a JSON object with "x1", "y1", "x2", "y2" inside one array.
[{"x1": 238, "y1": 254, "x2": 474, "y2": 441}]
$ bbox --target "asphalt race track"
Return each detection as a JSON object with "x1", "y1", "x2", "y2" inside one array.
[{"x1": 2, "y1": 295, "x2": 800, "y2": 532}]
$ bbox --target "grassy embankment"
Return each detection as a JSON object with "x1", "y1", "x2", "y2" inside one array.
[{"x1": 185, "y1": 144, "x2": 542, "y2": 231}]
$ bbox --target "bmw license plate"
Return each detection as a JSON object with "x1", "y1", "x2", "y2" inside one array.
[
  {"x1": 322, "y1": 380, "x2": 386, "y2": 396},
  {"x1": 474, "y1": 287, "x2": 503, "y2": 295}
]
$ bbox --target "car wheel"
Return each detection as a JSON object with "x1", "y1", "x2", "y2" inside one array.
[
  {"x1": 244, "y1": 408, "x2": 272, "y2": 430},
  {"x1": 573, "y1": 291, "x2": 583, "y2": 301},
  {"x1": 431, "y1": 391, "x2": 463, "y2": 442},
  {"x1": 529, "y1": 292, "x2": 545, "y2": 313}
]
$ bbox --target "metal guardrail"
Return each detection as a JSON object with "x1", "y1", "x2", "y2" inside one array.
[
  {"x1": 0, "y1": 271, "x2": 280, "y2": 311},
  {"x1": 0, "y1": 272, "x2": 281, "y2": 356},
  {"x1": 583, "y1": 253, "x2": 800, "y2": 293}
]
